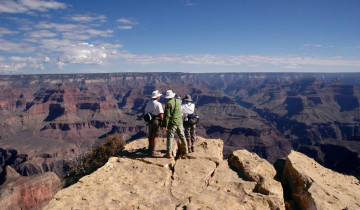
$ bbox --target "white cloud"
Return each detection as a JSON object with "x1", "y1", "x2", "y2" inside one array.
[
  {"x1": 56, "y1": 42, "x2": 109, "y2": 69},
  {"x1": 117, "y1": 18, "x2": 139, "y2": 25},
  {"x1": 65, "y1": 14, "x2": 106, "y2": 23},
  {"x1": 36, "y1": 22, "x2": 81, "y2": 31},
  {"x1": 0, "y1": 0, "x2": 67, "y2": 14},
  {"x1": 118, "y1": 26, "x2": 133, "y2": 30},
  {"x1": 0, "y1": 56, "x2": 44, "y2": 73},
  {"x1": 28, "y1": 29, "x2": 57, "y2": 38},
  {"x1": 0, "y1": 38, "x2": 36, "y2": 53},
  {"x1": 113, "y1": 52, "x2": 360, "y2": 68},
  {"x1": 0, "y1": 27, "x2": 19, "y2": 37},
  {"x1": 304, "y1": 44, "x2": 322, "y2": 48},
  {"x1": 35, "y1": 22, "x2": 113, "y2": 40}
]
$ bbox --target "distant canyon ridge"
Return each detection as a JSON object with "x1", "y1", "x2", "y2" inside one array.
[{"x1": 0, "y1": 72, "x2": 359, "y2": 180}]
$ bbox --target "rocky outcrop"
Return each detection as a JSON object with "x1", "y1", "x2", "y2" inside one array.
[
  {"x1": 299, "y1": 139, "x2": 360, "y2": 177},
  {"x1": 282, "y1": 150, "x2": 360, "y2": 210},
  {"x1": 0, "y1": 166, "x2": 61, "y2": 210},
  {"x1": 44, "y1": 138, "x2": 285, "y2": 209}
]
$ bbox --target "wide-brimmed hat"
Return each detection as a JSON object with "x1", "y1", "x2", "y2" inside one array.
[
  {"x1": 165, "y1": 90, "x2": 176, "y2": 99},
  {"x1": 184, "y1": 95, "x2": 192, "y2": 102},
  {"x1": 151, "y1": 90, "x2": 162, "y2": 99}
]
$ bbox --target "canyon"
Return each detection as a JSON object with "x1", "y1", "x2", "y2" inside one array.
[{"x1": 0, "y1": 72, "x2": 359, "y2": 181}]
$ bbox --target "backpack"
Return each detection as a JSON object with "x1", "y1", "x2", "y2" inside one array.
[
  {"x1": 143, "y1": 113, "x2": 153, "y2": 123},
  {"x1": 185, "y1": 113, "x2": 199, "y2": 125}
]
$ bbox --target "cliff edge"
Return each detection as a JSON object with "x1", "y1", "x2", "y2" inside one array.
[
  {"x1": 43, "y1": 137, "x2": 360, "y2": 210},
  {"x1": 44, "y1": 137, "x2": 284, "y2": 209}
]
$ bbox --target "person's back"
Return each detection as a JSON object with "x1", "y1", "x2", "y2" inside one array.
[
  {"x1": 145, "y1": 90, "x2": 163, "y2": 157},
  {"x1": 145, "y1": 99, "x2": 163, "y2": 117},
  {"x1": 181, "y1": 95, "x2": 197, "y2": 153},
  {"x1": 163, "y1": 97, "x2": 183, "y2": 128},
  {"x1": 162, "y1": 90, "x2": 188, "y2": 158}
]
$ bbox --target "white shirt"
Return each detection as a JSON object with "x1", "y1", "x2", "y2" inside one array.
[
  {"x1": 181, "y1": 103, "x2": 195, "y2": 116},
  {"x1": 145, "y1": 100, "x2": 164, "y2": 115}
]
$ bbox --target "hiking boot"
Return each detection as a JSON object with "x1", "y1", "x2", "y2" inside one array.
[
  {"x1": 163, "y1": 153, "x2": 172, "y2": 159},
  {"x1": 188, "y1": 147, "x2": 192, "y2": 153},
  {"x1": 151, "y1": 150, "x2": 161, "y2": 157},
  {"x1": 191, "y1": 146, "x2": 195, "y2": 153}
]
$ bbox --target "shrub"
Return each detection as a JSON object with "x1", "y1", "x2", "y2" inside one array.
[{"x1": 63, "y1": 135, "x2": 126, "y2": 187}]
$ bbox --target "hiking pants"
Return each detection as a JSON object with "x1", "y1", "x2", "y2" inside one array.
[
  {"x1": 184, "y1": 123, "x2": 196, "y2": 142},
  {"x1": 166, "y1": 124, "x2": 188, "y2": 154}
]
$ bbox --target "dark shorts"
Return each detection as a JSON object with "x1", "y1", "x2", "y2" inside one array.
[
  {"x1": 184, "y1": 123, "x2": 196, "y2": 141},
  {"x1": 149, "y1": 119, "x2": 161, "y2": 136}
]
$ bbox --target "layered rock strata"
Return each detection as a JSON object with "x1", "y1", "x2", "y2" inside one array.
[
  {"x1": 44, "y1": 137, "x2": 285, "y2": 209},
  {"x1": 0, "y1": 166, "x2": 61, "y2": 209}
]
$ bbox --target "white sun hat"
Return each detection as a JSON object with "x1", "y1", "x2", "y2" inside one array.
[
  {"x1": 165, "y1": 90, "x2": 176, "y2": 99},
  {"x1": 151, "y1": 90, "x2": 162, "y2": 99}
]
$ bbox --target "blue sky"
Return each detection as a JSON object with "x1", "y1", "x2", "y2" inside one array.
[{"x1": 0, "y1": 0, "x2": 359, "y2": 74}]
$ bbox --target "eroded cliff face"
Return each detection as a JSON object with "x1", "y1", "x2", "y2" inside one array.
[
  {"x1": 44, "y1": 137, "x2": 285, "y2": 210},
  {"x1": 0, "y1": 166, "x2": 61, "y2": 210}
]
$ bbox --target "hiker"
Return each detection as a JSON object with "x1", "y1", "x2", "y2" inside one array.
[
  {"x1": 162, "y1": 90, "x2": 188, "y2": 158},
  {"x1": 181, "y1": 95, "x2": 197, "y2": 153},
  {"x1": 144, "y1": 90, "x2": 164, "y2": 156}
]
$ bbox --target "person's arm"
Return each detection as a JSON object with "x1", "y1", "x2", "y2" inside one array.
[
  {"x1": 159, "y1": 113, "x2": 164, "y2": 121},
  {"x1": 162, "y1": 102, "x2": 171, "y2": 128}
]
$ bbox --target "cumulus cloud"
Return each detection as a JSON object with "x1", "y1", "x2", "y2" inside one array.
[
  {"x1": 56, "y1": 42, "x2": 109, "y2": 69},
  {"x1": 0, "y1": 0, "x2": 67, "y2": 14},
  {"x1": 0, "y1": 56, "x2": 44, "y2": 73}
]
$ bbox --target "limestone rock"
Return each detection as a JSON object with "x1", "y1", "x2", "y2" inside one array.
[
  {"x1": 45, "y1": 157, "x2": 175, "y2": 209},
  {"x1": 0, "y1": 171, "x2": 60, "y2": 210},
  {"x1": 228, "y1": 150, "x2": 284, "y2": 199},
  {"x1": 283, "y1": 150, "x2": 360, "y2": 210},
  {"x1": 186, "y1": 137, "x2": 224, "y2": 164},
  {"x1": 45, "y1": 138, "x2": 285, "y2": 210}
]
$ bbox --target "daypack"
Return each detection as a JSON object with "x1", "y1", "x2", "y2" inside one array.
[
  {"x1": 185, "y1": 113, "x2": 199, "y2": 125},
  {"x1": 143, "y1": 113, "x2": 153, "y2": 123}
]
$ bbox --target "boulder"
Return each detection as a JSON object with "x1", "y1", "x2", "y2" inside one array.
[
  {"x1": 282, "y1": 150, "x2": 360, "y2": 210},
  {"x1": 228, "y1": 150, "x2": 284, "y2": 199}
]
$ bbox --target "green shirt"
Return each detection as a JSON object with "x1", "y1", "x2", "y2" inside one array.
[{"x1": 163, "y1": 98, "x2": 183, "y2": 128}]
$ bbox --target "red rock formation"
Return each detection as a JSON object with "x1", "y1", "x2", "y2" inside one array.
[{"x1": 0, "y1": 166, "x2": 61, "y2": 209}]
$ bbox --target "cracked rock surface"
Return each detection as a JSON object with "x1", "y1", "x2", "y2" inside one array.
[
  {"x1": 44, "y1": 137, "x2": 285, "y2": 209},
  {"x1": 282, "y1": 151, "x2": 360, "y2": 210}
]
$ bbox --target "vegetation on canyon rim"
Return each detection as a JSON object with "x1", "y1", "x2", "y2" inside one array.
[{"x1": 63, "y1": 135, "x2": 126, "y2": 187}]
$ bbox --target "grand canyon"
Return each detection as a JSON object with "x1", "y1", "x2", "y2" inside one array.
[{"x1": 0, "y1": 72, "x2": 359, "y2": 182}]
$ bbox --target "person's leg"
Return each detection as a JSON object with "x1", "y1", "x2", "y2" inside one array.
[
  {"x1": 176, "y1": 125, "x2": 188, "y2": 154},
  {"x1": 184, "y1": 124, "x2": 192, "y2": 153},
  {"x1": 191, "y1": 124, "x2": 196, "y2": 152},
  {"x1": 166, "y1": 125, "x2": 176, "y2": 157}
]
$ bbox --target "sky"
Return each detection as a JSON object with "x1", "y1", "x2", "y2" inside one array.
[{"x1": 0, "y1": 0, "x2": 359, "y2": 74}]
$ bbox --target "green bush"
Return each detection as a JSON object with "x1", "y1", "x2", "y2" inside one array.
[{"x1": 63, "y1": 135, "x2": 126, "y2": 187}]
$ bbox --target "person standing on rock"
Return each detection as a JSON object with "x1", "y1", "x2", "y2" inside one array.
[
  {"x1": 162, "y1": 90, "x2": 188, "y2": 158},
  {"x1": 181, "y1": 95, "x2": 197, "y2": 153},
  {"x1": 144, "y1": 90, "x2": 164, "y2": 156}
]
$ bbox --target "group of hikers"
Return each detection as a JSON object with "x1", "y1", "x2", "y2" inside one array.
[{"x1": 144, "y1": 89, "x2": 198, "y2": 158}]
